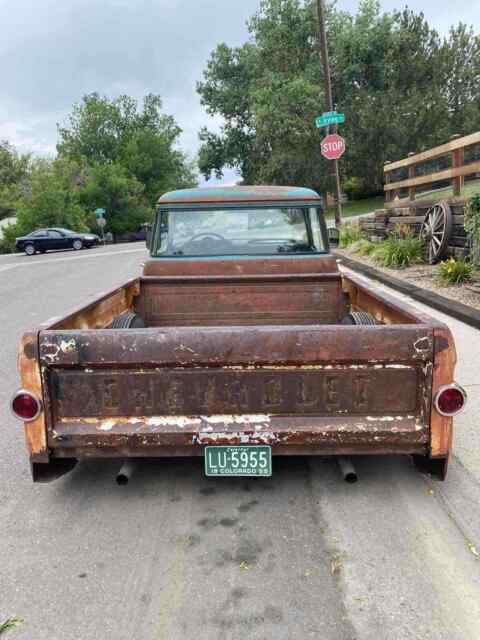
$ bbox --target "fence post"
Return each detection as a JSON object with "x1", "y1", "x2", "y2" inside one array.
[
  {"x1": 408, "y1": 152, "x2": 416, "y2": 201},
  {"x1": 451, "y1": 134, "x2": 464, "y2": 197},
  {"x1": 384, "y1": 162, "x2": 391, "y2": 204}
]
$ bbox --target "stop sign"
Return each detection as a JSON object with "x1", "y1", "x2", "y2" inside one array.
[{"x1": 321, "y1": 134, "x2": 346, "y2": 160}]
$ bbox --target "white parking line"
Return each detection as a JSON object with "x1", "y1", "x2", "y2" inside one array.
[{"x1": 0, "y1": 247, "x2": 147, "y2": 273}]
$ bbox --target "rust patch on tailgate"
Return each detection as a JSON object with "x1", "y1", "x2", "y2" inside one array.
[
  {"x1": 39, "y1": 325, "x2": 434, "y2": 367},
  {"x1": 49, "y1": 366, "x2": 421, "y2": 419},
  {"x1": 50, "y1": 415, "x2": 428, "y2": 454}
]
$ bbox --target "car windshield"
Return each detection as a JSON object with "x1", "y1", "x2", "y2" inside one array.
[
  {"x1": 153, "y1": 207, "x2": 326, "y2": 256},
  {"x1": 53, "y1": 228, "x2": 75, "y2": 235}
]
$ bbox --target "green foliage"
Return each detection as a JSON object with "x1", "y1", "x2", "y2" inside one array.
[
  {"x1": 372, "y1": 236, "x2": 424, "y2": 268},
  {"x1": 0, "y1": 224, "x2": 20, "y2": 254},
  {"x1": 339, "y1": 224, "x2": 362, "y2": 247},
  {"x1": 57, "y1": 93, "x2": 196, "y2": 207},
  {"x1": 0, "y1": 140, "x2": 31, "y2": 220},
  {"x1": 437, "y1": 257, "x2": 474, "y2": 284},
  {"x1": 464, "y1": 193, "x2": 480, "y2": 265},
  {"x1": 0, "y1": 617, "x2": 23, "y2": 636},
  {"x1": 79, "y1": 163, "x2": 152, "y2": 236},
  {"x1": 198, "y1": 0, "x2": 480, "y2": 196},
  {"x1": 350, "y1": 238, "x2": 376, "y2": 255},
  {"x1": 0, "y1": 158, "x2": 90, "y2": 252},
  {"x1": 0, "y1": 92, "x2": 197, "y2": 252}
]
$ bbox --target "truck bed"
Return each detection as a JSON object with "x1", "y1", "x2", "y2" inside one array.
[{"x1": 19, "y1": 259, "x2": 455, "y2": 478}]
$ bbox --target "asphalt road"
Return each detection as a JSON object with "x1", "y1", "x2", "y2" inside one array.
[{"x1": 1, "y1": 245, "x2": 479, "y2": 640}]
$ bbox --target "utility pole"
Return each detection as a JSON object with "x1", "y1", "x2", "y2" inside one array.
[{"x1": 316, "y1": 0, "x2": 342, "y2": 227}]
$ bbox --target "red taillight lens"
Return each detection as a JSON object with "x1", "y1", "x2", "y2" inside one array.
[
  {"x1": 11, "y1": 391, "x2": 41, "y2": 421},
  {"x1": 434, "y1": 385, "x2": 466, "y2": 416}
]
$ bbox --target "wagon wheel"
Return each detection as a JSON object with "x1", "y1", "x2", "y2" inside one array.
[{"x1": 421, "y1": 201, "x2": 452, "y2": 264}]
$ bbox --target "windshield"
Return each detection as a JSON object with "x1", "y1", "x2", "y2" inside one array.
[
  {"x1": 53, "y1": 228, "x2": 75, "y2": 235},
  {"x1": 152, "y1": 207, "x2": 326, "y2": 256}
]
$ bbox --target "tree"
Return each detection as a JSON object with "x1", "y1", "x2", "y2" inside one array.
[
  {"x1": 197, "y1": 1, "x2": 328, "y2": 192},
  {"x1": 57, "y1": 93, "x2": 196, "y2": 207},
  {"x1": 198, "y1": 0, "x2": 480, "y2": 198},
  {"x1": 0, "y1": 140, "x2": 31, "y2": 219},
  {"x1": 1, "y1": 158, "x2": 89, "y2": 252},
  {"x1": 79, "y1": 162, "x2": 152, "y2": 236}
]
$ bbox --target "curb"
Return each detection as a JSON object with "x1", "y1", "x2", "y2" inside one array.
[{"x1": 334, "y1": 252, "x2": 480, "y2": 331}]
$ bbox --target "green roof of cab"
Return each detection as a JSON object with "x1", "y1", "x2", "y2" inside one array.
[{"x1": 157, "y1": 185, "x2": 321, "y2": 207}]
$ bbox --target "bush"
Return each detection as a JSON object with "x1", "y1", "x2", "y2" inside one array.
[
  {"x1": 0, "y1": 223, "x2": 19, "y2": 253},
  {"x1": 350, "y1": 238, "x2": 376, "y2": 256},
  {"x1": 437, "y1": 257, "x2": 474, "y2": 285},
  {"x1": 339, "y1": 224, "x2": 362, "y2": 248},
  {"x1": 372, "y1": 236, "x2": 424, "y2": 268}
]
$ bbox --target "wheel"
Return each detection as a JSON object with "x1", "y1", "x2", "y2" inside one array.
[
  {"x1": 420, "y1": 201, "x2": 452, "y2": 264},
  {"x1": 108, "y1": 312, "x2": 145, "y2": 329},
  {"x1": 24, "y1": 244, "x2": 35, "y2": 256},
  {"x1": 72, "y1": 239, "x2": 83, "y2": 250},
  {"x1": 341, "y1": 311, "x2": 377, "y2": 325}
]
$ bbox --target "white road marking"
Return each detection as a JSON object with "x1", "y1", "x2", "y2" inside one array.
[{"x1": 0, "y1": 247, "x2": 147, "y2": 273}]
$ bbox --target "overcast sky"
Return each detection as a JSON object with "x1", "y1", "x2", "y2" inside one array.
[{"x1": 0, "y1": 0, "x2": 478, "y2": 185}]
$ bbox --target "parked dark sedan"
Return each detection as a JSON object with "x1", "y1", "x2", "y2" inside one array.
[{"x1": 15, "y1": 228, "x2": 101, "y2": 256}]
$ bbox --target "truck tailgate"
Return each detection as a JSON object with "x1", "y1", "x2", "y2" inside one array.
[{"x1": 38, "y1": 324, "x2": 433, "y2": 457}]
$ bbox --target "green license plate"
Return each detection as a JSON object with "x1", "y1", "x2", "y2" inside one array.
[{"x1": 204, "y1": 445, "x2": 272, "y2": 477}]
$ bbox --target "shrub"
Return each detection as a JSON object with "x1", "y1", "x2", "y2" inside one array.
[
  {"x1": 437, "y1": 257, "x2": 474, "y2": 285},
  {"x1": 339, "y1": 224, "x2": 362, "y2": 248},
  {"x1": 390, "y1": 223, "x2": 413, "y2": 239},
  {"x1": 350, "y1": 238, "x2": 376, "y2": 256},
  {"x1": 372, "y1": 236, "x2": 424, "y2": 268},
  {"x1": 0, "y1": 223, "x2": 19, "y2": 254}
]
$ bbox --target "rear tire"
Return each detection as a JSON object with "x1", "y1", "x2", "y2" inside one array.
[
  {"x1": 108, "y1": 312, "x2": 145, "y2": 329},
  {"x1": 341, "y1": 311, "x2": 377, "y2": 325},
  {"x1": 73, "y1": 239, "x2": 83, "y2": 250},
  {"x1": 25, "y1": 244, "x2": 35, "y2": 256}
]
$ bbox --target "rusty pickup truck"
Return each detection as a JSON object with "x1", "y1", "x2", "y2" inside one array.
[{"x1": 12, "y1": 186, "x2": 466, "y2": 482}]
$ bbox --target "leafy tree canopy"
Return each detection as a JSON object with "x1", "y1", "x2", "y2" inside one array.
[
  {"x1": 0, "y1": 140, "x2": 31, "y2": 220},
  {"x1": 57, "y1": 93, "x2": 196, "y2": 206},
  {"x1": 198, "y1": 0, "x2": 480, "y2": 197}
]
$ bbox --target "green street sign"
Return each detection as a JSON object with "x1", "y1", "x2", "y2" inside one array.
[{"x1": 315, "y1": 112, "x2": 345, "y2": 128}]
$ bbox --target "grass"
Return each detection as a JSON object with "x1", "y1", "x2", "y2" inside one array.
[
  {"x1": 437, "y1": 257, "x2": 474, "y2": 285},
  {"x1": 325, "y1": 196, "x2": 384, "y2": 219},
  {"x1": 0, "y1": 619, "x2": 23, "y2": 636},
  {"x1": 339, "y1": 224, "x2": 363, "y2": 248},
  {"x1": 415, "y1": 178, "x2": 480, "y2": 202},
  {"x1": 350, "y1": 238, "x2": 377, "y2": 256},
  {"x1": 372, "y1": 236, "x2": 424, "y2": 269}
]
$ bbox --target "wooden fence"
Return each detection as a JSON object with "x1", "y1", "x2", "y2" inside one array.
[{"x1": 384, "y1": 132, "x2": 480, "y2": 209}]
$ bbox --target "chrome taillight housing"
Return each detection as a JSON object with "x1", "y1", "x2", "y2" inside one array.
[
  {"x1": 11, "y1": 389, "x2": 43, "y2": 422},
  {"x1": 434, "y1": 384, "x2": 467, "y2": 417}
]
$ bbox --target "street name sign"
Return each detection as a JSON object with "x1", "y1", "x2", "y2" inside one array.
[
  {"x1": 321, "y1": 134, "x2": 346, "y2": 160},
  {"x1": 315, "y1": 112, "x2": 345, "y2": 128}
]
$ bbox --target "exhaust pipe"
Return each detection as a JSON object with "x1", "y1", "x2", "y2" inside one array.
[
  {"x1": 338, "y1": 457, "x2": 358, "y2": 483},
  {"x1": 116, "y1": 460, "x2": 137, "y2": 485}
]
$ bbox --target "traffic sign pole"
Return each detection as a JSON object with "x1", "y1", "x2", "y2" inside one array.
[{"x1": 315, "y1": 0, "x2": 342, "y2": 226}]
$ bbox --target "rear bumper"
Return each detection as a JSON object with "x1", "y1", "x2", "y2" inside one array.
[{"x1": 49, "y1": 414, "x2": 429, "y2": 458}]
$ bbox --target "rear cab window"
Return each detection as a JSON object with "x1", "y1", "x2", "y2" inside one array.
[{"x1": 152, "y1": 206, "x2": 327, "y2": 257}]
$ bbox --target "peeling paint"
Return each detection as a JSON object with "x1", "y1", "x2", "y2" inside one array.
[
  {"x1": 202, "y1": 414, "x2": 271, "y2": 425},
  {"x1": 60, "y1": 339, "x2": 76, "y2": 354},
  {"x1": 98, "y1": 420, "x2": 115, "y2": 431}
]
